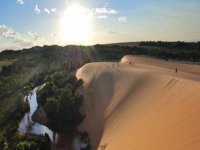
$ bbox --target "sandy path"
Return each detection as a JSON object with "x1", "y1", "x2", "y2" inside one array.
[{"x1": 76, "y1": 56, "x2": 200, "y2": 150}]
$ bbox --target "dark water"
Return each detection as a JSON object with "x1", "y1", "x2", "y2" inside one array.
[{"x1": 18, "y1": 88, "x2": 58, "y2": 143}]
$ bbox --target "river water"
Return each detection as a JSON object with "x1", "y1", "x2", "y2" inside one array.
[
  {"x1": 18, "y1": 87, "x2": 85, "y2": 149},
  {"x1": 18, "y1": 87, "x2": 58, "y2": 143}
]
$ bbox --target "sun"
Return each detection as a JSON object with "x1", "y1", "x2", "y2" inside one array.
[{"x1": 59, "y1": 4, "x2": 93, "y2": 45}]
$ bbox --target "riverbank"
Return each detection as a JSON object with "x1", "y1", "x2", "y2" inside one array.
[
  {"x1": 19, "y1": 70, "x2": 89, "y2": 149},
  {"x1": 32, "y1": 107, "x2": 47, "y2": 126}
]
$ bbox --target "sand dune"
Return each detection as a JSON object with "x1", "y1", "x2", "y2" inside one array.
[{"x1": 76, "y1": 55, "x2": 200, "y2": 150}]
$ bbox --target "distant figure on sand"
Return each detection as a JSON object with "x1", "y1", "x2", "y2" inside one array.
[
  {"x1": 113, "y1": 63, "x2": 114, "y2": 68},
  {"x1": 175, "y1": 68, "x2": 178, "y2": 73},
  {"x1": 129, "y1": 62, "x2": 134, "y2": 66},
  {"x1": 101, "y1": 144, "x2": 107, "y2": 150}
]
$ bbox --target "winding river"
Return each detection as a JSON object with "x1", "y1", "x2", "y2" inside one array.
[
  {"x1": 18, "y1": 87, "x2": 58, "y2": 143},
  {"x1": 18, "y1": 87, "x2": 85, "y2": 149}
]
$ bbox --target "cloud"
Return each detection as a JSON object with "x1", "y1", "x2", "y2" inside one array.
[
  {"x1": 103, "y1": 3, "x2": 109, "y2": 8},
  {"x1": 92, "y1": 5, "x2": 117, "y2": 20},
  {"x1": 34, "y1": 6, "x2": 57, "y2": 15},
  {"x1": 106, "y1": 28, "x2": 118, "y2": 34},
  {"x1": 34, "y1": 5, "x2": 41, "y2": 14},
  {"x1": 44, "y1": 8, "x2": 51, "y2": 14},
  {"x1": 96, "y1": 15, "x2": 109, "y2": 19},
  {"x1": 28, "y1": 32, "x2": 39, "y2": 41},
  {"x1": 95, "y1": 7, "x2": 117, "y2": 14},
  {"x1": 51, "y1": 8, "x2": 57, "y2": 13},
  {"x1": 17, "y1": 0, "x2": 24, "y2": 5},
  {"x1": 0, "y1": 24, "x2": 46, "y2": 50},
  {"x1": 0, "y1": 24, "x2": 23, "y2": 42},
  {"x1": 118, "y1": 16, "x2": 127, "y2": 22}
]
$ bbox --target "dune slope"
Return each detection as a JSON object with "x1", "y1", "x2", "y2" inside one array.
[{"x1": 76, "y1": 56, "x2": 200, "y2": 150}]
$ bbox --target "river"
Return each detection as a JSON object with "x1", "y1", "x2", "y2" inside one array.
[
  {"x1": 18, "y1": 86, "x2": 86, "y2": 149},
  {"x1": 18, "y1": 87, "x2": 58, "y2": 143}
]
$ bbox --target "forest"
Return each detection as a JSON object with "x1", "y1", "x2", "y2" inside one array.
[{"x1": 37, "y1": 71, "x2": 84, "y2": 132}]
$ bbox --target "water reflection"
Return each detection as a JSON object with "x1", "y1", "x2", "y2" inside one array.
[{"x1": 18, "y1": 88, "x2": 58, "y2": 143}]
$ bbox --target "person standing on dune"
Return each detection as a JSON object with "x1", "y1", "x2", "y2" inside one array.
[{"x1": 175, "y1": 68, "x2": 178, "y2": 73}]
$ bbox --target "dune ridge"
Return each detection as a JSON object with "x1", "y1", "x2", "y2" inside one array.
[{"x1": 76, "y1": 56, "x2": 200, "y2": 150}]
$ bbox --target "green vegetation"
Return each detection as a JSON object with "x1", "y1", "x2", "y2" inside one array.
[
  {"x1": 0, "y1": 135, "x2": 6, "y2": 149},
  {"x1": 0, "y1": 45, "x2": 89, "y2": 149},
  {"x1": 37, "y1": 71, "x2": 84, "y2": 132},
  {"x1": 15, "y1": 134, "x2": 51, "y2": 150},
  {"x1": 0, "y1": 60, "x2": 14, "y2": 71},
  {"x1": 0, "y1": 95, "x2": 29, "y2": 149},
  {"x1": 139, "y1": 41, "x2": 200, "y2": 51},
  {"x1": 97, "y1": 41, "x2": 200, "y2": 61},
  {"x1": 103, "y1": 41, "x2": 200, "y2": 62},
  {"x1": 0, "y1": 45, "x2": 86, "y2": 149}
]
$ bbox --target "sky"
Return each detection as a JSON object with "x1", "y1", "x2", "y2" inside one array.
[{"x1": 0, "y1": 0, "x2": 200, "y2": 51}]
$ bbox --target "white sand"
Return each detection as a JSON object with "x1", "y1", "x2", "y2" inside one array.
[{"x1": 76, "y1": 55, "x2": 200, "y2": 150}]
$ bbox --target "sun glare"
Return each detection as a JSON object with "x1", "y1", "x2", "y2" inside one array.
[{"x1": 59, "y1": 4, "x2": 93, "y2": 44}]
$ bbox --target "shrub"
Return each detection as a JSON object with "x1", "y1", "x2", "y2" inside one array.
[
  {"x1": 37, "y1": 71, "x2": 84, "y2": 132},
  {"x1": 0, "y1": 136, "x2": 5, "y2": 149}
]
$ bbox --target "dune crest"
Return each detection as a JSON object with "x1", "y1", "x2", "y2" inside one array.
[{"x1": 76, "y1": 56, "x2": 200, "y2": 150}]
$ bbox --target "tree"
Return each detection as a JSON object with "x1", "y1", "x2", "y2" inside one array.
[
  {"x1": 0, "y1": 136, "x2": 5, "y2": 149},
  {"x1": 16, "y1": 141, "x2": 38, "y2": 150},
  {"x1": 37, "y1": 71, "x2": 84, "y2": 132},
  {"x1": 45, "y1": 97, "x2": 57, "y2": 118},
  {"x1": 38, "y1": 134, "x2": 51, "y2": 150}
]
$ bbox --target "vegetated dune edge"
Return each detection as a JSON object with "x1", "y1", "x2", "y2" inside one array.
[{"x1": 76, "y1": 55, "x2": 200, "y2": 150}]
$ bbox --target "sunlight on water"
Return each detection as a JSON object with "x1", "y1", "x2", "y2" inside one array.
[{"x1": 18, "y1": 88, "x2": 58, "y2": 143}]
